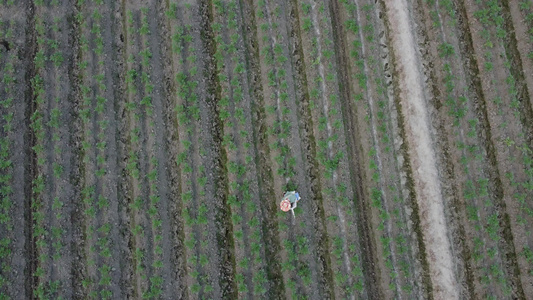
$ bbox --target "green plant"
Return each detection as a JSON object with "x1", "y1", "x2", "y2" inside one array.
[
  {"x1": 53, "y1": 162, "x2": 63, "y2": 178},
  {"x1": 302, "y1": 18, "x2": 312, "y2": 32},
  {"x1": 50, "y1": 52, "x2": 64, "y2": 67},
  {"x1": 139, "y1": 16, "x2": 150, "y2": 35},
  {"x1": 438, "y1": 42, "x2": 455, "y2": 57}
]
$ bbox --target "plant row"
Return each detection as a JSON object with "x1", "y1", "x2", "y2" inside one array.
[
  {"x1": 0, "y1": 19, "x2": 16, "y2": 299},
  {"x1": 212, "y1": 0, "x2": 269, "y2": 297},
  {"x1": 299, "y1": 1, "x2": 368, "y2": 298}
]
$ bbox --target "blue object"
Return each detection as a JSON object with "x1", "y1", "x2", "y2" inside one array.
[{"x1": 283, "y1": 191, "x2": 299, "y2": 204}]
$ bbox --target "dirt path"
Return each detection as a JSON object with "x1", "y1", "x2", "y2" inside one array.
[{"x1": 383, "y1": 0, "x2": 458, "y2": 299}]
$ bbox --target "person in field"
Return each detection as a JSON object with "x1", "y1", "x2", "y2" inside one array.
[{"x1": 279, "y1": 191, "x2": 301, "y2": 217}]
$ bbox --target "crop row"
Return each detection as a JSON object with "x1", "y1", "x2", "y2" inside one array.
[
  {"x1": 469, "y1": 0, "x2": 533, "y2": 296},
  {"x1": 422, "y1": 0, "x2": 516, "y2": 297},
  {"x1": 77, "y1": 1, "x2": 125, "y2": 298},
  {"x1": 30, "y1": 2, "x2": 77, "y2": 298},
  {"x1": 420, "y1": 0, "x2": 533, "y2": 296},
  {"x1": 0, "y1": 17, "x2": 16, "y2": 299},
  {"x1": 169, "y1": 1, "x2": 240, "y2": 297},
  {"x1": 122, "y1": 4, "x2": 178, "y2": 298},
  {"x1": 168, "y1": 6, "x2": 208, "y2": 299},
  {"x1": 255, "y1": 0, "x2": 334, "y2": 298},
  {"x1": 211, "y1": 0, "x2": 272, "y2": 297},
  {"x1": 298, "y1": 1, "x2": 369, "y2": 298},
  {"x1": 172, "y1": 13, "x2": 214, "y2": 300},
  {"x1": 341, "y1": 0, "x2": 427, "y2": 297}
]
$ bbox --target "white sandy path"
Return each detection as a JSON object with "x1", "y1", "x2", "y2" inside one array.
[{"x1": 383, "y1": 1, "x2": 458, "y2": 299}]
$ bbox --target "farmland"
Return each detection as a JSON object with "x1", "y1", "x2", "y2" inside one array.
[{"x1": 0, "y1": 0, "x2": 532, "y2": 299}]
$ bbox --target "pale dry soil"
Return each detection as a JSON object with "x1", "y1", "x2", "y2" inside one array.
[{"x1": 383, "y1": 0, "x2": 458, "y2": 299}]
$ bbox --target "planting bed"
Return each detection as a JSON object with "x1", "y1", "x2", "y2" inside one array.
[{"x1": 1, "y1": 0, "x2": 532, "y2": 299}]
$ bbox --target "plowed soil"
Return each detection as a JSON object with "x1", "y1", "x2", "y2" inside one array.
[{"x1": 1, "y1": 0, "x2": 532, "y2": 299}]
